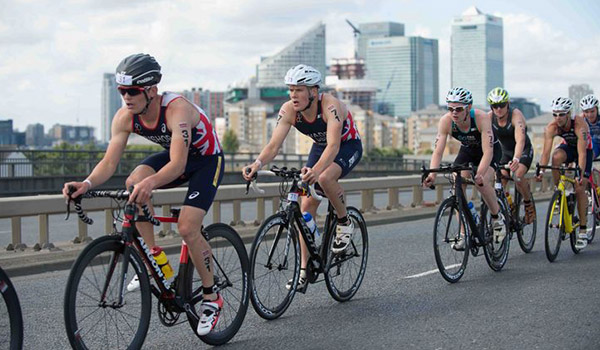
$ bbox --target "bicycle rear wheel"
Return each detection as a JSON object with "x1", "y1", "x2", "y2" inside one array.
[
  {"x1": 433, "y1": 197, "x2": 469, "y2": 283},
  {"x1": 324, "y1": 206, "x2": 368, "y2": 302},
  {"x1": 64, "y1": 235, "x2": 151, "y2": 350},
  {"x1": 0, "y1": 267, "x2": 23, "y2": 350},
  {"x1": 515, "y1": 191, "x2": 536, "y2": 253},
  {"x1": 183, "y1": 223, "x2": 249, "y2": 346},
  {"x1": 586, "y1": 186, "x2": 597, "y2": 243},
  {"x1": 481, "y1": 198, "x2": 510, "y2": 271},
  {"x1": 249, "y1": 213, "x2": 300, "y2": 320},
  {"x1": 545, "y1": 191, "x2": 563, "y2": 262}
]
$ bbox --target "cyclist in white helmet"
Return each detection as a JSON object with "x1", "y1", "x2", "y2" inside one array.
[
  {"x1": 536, "y1": 97, "x2": 592, "y2": 249},
  {"x1": 243, "y1": 64, "x2": 362, "y2": 290},
  {"x1": 487, "y1": 87, "x2": 536, "y2": 224},
  {"x1": 580, "y1": 94, "x2": 600, "y2": 158},
  {"x1": 423, "y1": 87, "x2": 506, "y2": 249}
]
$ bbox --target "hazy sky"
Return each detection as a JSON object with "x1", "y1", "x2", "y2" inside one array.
[{"x1": 1, "y1": 0, "x2": 599, "y2": 133}]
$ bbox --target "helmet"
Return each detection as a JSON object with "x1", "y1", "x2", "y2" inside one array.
[
  {"x1": 580, "y1": 94, "x2": 599, "y2": 110},
  {"x1": 487, "y1": 87, "x2": 510, "y2": 104},
  {"x1": 551, "y1": 97, "x2": 573, "y2": 112},
  {"x1": 115, "y1": 53, "x2": 162, "y2": 87},
  {"x1": 284, "y1": 65, "x2": 322, "y2": 86},
  {"x1": 446, "y1": 87, "x2": 473, "y2": 104}
]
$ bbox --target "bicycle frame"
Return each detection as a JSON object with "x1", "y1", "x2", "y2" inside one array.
[{"x1": 549, "y1": 174, "x2": 578, "y2": 234}]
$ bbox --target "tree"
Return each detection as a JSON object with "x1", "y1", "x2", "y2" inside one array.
[{"x1": 222, "y1": 129, "x2": 240, "y2": 153}]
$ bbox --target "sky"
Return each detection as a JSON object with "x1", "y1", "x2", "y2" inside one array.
[{"x1": 1, "y1": 0, "x2": 600, "y2": 134}]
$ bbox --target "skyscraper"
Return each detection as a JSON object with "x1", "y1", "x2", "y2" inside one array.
[
  {"x1": 26, "y1": 123, "x2": 45, "y2": 147},
  {"x1": 357, "y1": 22, "x2": 405, "y2": 61},
  {"x1": 257, "y1": 23, "x2": 326, "y2": 88},
  {"x1": 101, "y1": 73, "x2": 122, "y2": 144},
  {"x1": 366, "y1": 35, "x2": 439, "y2": 116},
  {"x1": 569, "y1": 84, "x2": 594, "y2": 115},
  {"x1": 451, "y1": 6, "x2": 504, "y2": 107}
]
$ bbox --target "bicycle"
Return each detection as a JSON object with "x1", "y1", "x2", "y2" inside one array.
[
  {"x1": 584, "y1": 158, "x2": 600, "y2": 243},
  {"x1": 0, "y1": 266, "x2": 23, "y2": 350},
  {"x1": 246, "y1": 166, "x2": 368, "y2": 320},
  {"x1": 495, "y1": 163, "x2": 537, "y2": 253},
  {"x1": 537, "y1": 164, "x2": 588, "y2": 262},
  {"x1": 421, "y1": 163, "x2": 510, "y2": 283},
  {"x1": 63, "y1": 189, "x2": 249, "y2": 348}
]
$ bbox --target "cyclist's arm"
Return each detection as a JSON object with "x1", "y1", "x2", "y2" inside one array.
[
  {"x1": 539, "y1": 124, "x2": 557, "y2": 166},
  {"x1": 575, "y1": 116, "x2": 590, "y2": 175},
  {"x1": 311, "y1": 96, "x2": 345, "y2": 174},
  {"x1": 475, "y1": 109, "x2": 494, "y2": 176},
  {"x1": 256, "y1": 103, "x2": 294, "y2": 166},
  {"x1": 429, "y1": 116, "x2": 450, "y2": 171},
  {"x1": 512, "y1": 109, "x2": 527, "y2": 160}
]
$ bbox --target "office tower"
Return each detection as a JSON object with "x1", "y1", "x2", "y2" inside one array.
[
  {"x1": 357, "y1": 22, "x2": 405, "y2": 61},
  {"x1": 101, "y1": 73, "x2": 122, "y2": 143}
]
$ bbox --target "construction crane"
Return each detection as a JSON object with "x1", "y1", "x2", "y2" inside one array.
[
  {"x1": 345, "y1": 19, "x2": 361, "y2": 59},
  {"x1": 378, "y1": 68, "x2": 396, "y2": 115}
]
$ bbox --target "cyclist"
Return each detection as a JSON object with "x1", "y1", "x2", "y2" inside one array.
[
  {"x1": 62, "y1": 53, "x2": 225, "y2": 335},
  {"x1": 580, "y1": 94, "x2": 600, "y2": 158},
  {"x1": 487, "y1": 87, "x2": 535, "y2": 224},
  {"x1": 242, "y1": 64, "x2": 362, "y2": 290},
  {"x1": 423, "y1": 87, "x2": 506, "y2": 249},
  {"x1": 535, "y1": 97, "x2": 592, "y2": 249}
]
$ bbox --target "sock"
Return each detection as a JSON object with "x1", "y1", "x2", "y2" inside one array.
[
  {"x1": 491, "y1": 214, "x2": 499, "y2": 220},
  {"x1": 299, "y1": 268, "x2": 307, "y2": 279},
  {"x1": 580, "y1": 225, "x2": 587, "y2": 233},
  {"x1": 337, "y1": 215, "x2": 350, "y2": 225},
  {"x1": 523, "y1": 199, "x2": 531, "y2": 204}
]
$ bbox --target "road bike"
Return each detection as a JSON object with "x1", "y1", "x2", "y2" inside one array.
[
  {"x1": 63, "y1": 189, "x2": 249, "y2": 348},
  {"x1": 422, "y1": 163, "x2": 510, "y2": 283},
  {"x1": 0, "y1": 266, "x2": 23, "y2": 350},
  {"x1": 583, "y1": 158, "x2": 600, "y2": 243},
  {"x1": 246, "y1": 167, "x2": 368, "y2": 319}
]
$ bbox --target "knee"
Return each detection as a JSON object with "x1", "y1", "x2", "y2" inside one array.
[
  {"x1": 177, "y1": 222, "x2": 200, "y2": 241},
  {"x1": 125, "y1": 176, "x2": 136, "y2": 189},
  {"x1": 551, "y1": 152, "x2": 563, "y2": 164},
  {"x1": 318, "y1": 172, "x2": 335, "y2": 186}
]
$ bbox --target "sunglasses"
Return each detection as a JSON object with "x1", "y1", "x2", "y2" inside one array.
[
  {"x1": 117, "y1": 86, "x2": 146, "y2": 96},
  {"x1": 552, "y1": 112, "x2": 568, "y2": 117},
  {"x1": 491, "y1": 102, "x2": 508, "y2": 109},
  {"x1": 447, "y1": 106, "x2": 466, "y2": 113}
]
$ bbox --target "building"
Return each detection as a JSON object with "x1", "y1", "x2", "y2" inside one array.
[
  {"x1": 257, "y1": 22, "x2": 326, "y2": 88},
  {"x1": 329, "y1": 58, "x2": 366, "y2": 79},
  {"x1": 366, "y1": 35, "x2": 439, "y2": 117},
  {"x1": 510, "y1": 97, "x2": 541, "y2": 119},
  {"x1": 357, "y1": 22, "x2": 405, "y2": 60},
  {"x1": 181, "y1": 88, "x2": 225, "y2": 125},
  {"x1": 406, "y1": 105, "x2": 446, "y2": 154},
  {"x1": 48, "y1": 124, "x2": 95, "y2": 145},
  {"x1": 0, "y1": 120, "x2": 13, "y2": 146},
  {"x1": 101, "y1": 73, "x2": 122, "y2": 144},
  {"x1": 451, "y1": 6, "x2": 504, "y2": 108},
  {"x1": 326, "y1": 75, "x2": 378, "y2": 112},
  {"x1": 25, "y1": 123, "x2": 45, "y2": 147},
  {"x1": 569, "y1": 84, "x2": 594, "y2": 115}
]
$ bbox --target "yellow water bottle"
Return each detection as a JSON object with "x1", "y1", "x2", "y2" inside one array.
[
  {"x1": 505, "y1": 192, "x2": 514, "y2": 211},
  {"x1": 151, "y1": 246, "x2": 174, "y2": 280}
]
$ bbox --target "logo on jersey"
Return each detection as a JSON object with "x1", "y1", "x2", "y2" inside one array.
[
  {"x1": 161, "y1": 123, "x2": 166, "y2": 133},
  {"x1": 188, "y1": 191, "x2": 200, "y2": 199},
  {"x1": 134, "y1": 123, "x2": 142, "y2": 132}
]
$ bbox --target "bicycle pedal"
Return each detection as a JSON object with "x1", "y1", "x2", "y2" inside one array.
[{"x1": 296, "y1": 283, "x2": 308, "y2": 294}]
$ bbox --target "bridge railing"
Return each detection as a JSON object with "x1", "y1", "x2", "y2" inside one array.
[{"x1": 0, "y1": 173, "x2": 554, "y2": 251}]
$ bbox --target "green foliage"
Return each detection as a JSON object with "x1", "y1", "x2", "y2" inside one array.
[
  {"x1": 368, "y1": 147, "x2": 410, "y2": 158},
  {"x1": 222, "y1": 129, "x2": 240, "y2": 153}
]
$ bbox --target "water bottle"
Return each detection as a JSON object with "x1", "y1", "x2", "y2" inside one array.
[
  {"x1": 505, "y1": 192, "x2": 514, "y2": 212},
  {"x1": 468, "y1": 201, "x2": 480, "y2": 226},
  {"x1": 151, "y1": 246, "x2": 174, "y2": 281},
  {"x1": 302, "y1": 212, "x2": 321, "y2": 247}
]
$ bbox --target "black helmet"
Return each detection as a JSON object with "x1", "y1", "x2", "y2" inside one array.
[{"x1": 115, "y1": 53, "x2": 162, "y2": 87}]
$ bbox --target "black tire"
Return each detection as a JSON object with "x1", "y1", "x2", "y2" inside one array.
[
  {"x1": 481, "y1": 197, "x2": 510, "y2": 271},
  {"x1": 586, "y1": 186, "x2": 597, "y2": 243},
  {"x1": 0, "y1": 267, "x2": 23, "y2": 350},
  {"x1": 249, "y1": 213, "x2": 300, "y2": 320},
  {"x1": 545, "y1": 191, "x2": 563, "y2": 262},
  {"x1": 324, "y1": 206, "x2": 368, "y2": 302},
  {"x1": 183, "y1": 223, "x2": 249, "y2": 346},
  {"x1": 64, "y1": 235, "x2": 151, "y2": 350},
  {"x1": 433, "y1": 197, "x2": 469, "y2": 283},
  {"x1": 570, "y1": 201, "x2": 582, "y2": 255},
  {"x1": 515, "y1": 191, "x2": 537, "y2": 253}
]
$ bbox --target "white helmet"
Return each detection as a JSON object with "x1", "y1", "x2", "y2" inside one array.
[
  {"x1": 551, "y1": 97, "x2": 573, "y2": 112},
  {"x1": 284, "y1": 65, "x2": 322, "y2": 86},
  {"x1": 580, "y1": 94, "x2": 599, "y2": 110},
  {"x1": 446, "y1": 87, "x2": 473, "y2": 104}
]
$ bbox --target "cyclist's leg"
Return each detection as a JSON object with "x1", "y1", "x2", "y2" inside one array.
[
  {"x1": 300, "y1": 196, "x2": 320, "y2": 267},
  {"x1": 477, "y1": 166, "x2": 500, "y2": 215},
  {"x1": 126, "y1": 164, "x2": 159, "y2": 248},
  {"x1": 551, "y1": 146, "x2": 570, "y2": 185},
  {"x1": 516, "y1": 146, "x2": 534, "y2": 201},
  {"x1": 575, "y1": 149, "x2": 593, "y2": 248}
]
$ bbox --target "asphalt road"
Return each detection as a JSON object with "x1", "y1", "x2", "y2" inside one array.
[{"x1": 7, "y1": 201, "x2": 600, "y2": 349}]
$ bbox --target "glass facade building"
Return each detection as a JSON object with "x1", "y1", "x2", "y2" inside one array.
[
  {"x1": 257, "y1": 23, "x2": 326, "y2": 88},
  {"x1": 101, "y1": 73, "x2": 122, "y2": 143},
  {"x1": 357, "y1": 22, "x2": 405, "y2": 61},
  {"x1": 451, "y1": 7, "x2": 503, "y2": 108}
]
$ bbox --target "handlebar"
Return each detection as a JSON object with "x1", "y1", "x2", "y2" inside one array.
[
  {"x1": 245, "y1": 166, "x2": 323, "y2": 201},
  {"x1": 421, "y1": 163, "x2": 478, "y2": 189},
  {"x1": 65, "y1": 188, "x2": 160, "y2": 226},
  {"x1": 535, "y1": 163, "x2": 580, "y2": 179}
]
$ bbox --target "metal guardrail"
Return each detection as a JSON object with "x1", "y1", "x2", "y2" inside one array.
[{"x1": 0, "y1": 173, "x2": 554, "y2": 251}]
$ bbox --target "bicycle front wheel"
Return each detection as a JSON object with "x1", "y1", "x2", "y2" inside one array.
[
  {"x1": 64, "y1": 235, "x2": 152, "y2": 350},
  {"x1": 0, "y1": 267, "x2": 23, "y2": 350},
  {"x1": 324, "y1": 206, "x2": 368, "y2": 302},
  {"x1": 515, "y1": 191, "x2": 536, "y2": 253},
  {"x1": 481, "y1": 198, "x2": 510, "y2": 271},
  {"x1": 249, "y1": 213, "x2": 300, "y2": 320},
  {"x1": 545, "y1": 191, "x2": 563, "y2": 262},
  {"x1": 433, "y1": 197, "x2": 469, "y2": 283},
  {"x1": 183, "y1": 223, "x2": 249, "y2": 346}
]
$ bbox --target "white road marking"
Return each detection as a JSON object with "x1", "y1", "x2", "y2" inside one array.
[{"x1": 403, "y1": 264, "x2": 462, "y2": 279}]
